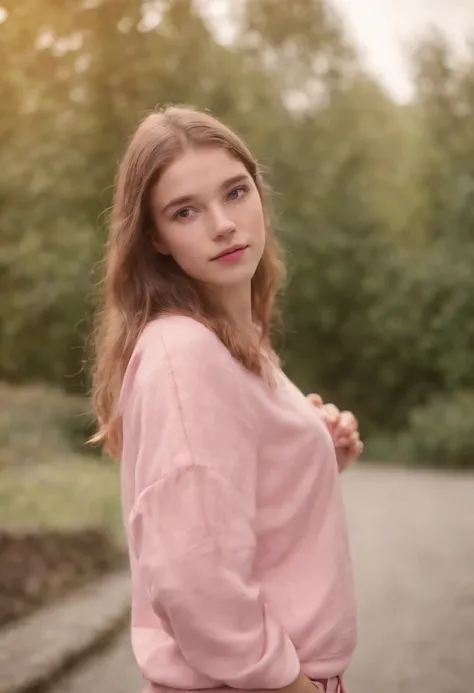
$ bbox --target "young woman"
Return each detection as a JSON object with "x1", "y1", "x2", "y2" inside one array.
[{"x1": 91, "y1": 106, "x2": 363, "y2": 693}]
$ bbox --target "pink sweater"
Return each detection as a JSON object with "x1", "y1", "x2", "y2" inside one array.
[{"x1": 119, "y1": 316, "x2": 357, "y2": 691}]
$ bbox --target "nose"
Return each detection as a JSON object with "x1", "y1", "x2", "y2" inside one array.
[{"x1": 208, "y1": 204, "x2": 236, "y2": 239}]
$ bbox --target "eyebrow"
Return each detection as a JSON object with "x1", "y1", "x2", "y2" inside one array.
[{"x1": 161, "y1": 173, "x2": 251, "y2": 215}]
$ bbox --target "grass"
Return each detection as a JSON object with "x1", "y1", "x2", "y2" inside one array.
[
  {"x1": 0, "y1": 454, "x2": 125, "y2": 544},
  {"x1": 0, "y1": 381, "x2": 125, "y2": 540},
  {"x1": 0, "y1": 382, "x2": 127, "y2": 625},
  {"x1": 0, "y1": 382, "x2": 95, "y2": 467}
]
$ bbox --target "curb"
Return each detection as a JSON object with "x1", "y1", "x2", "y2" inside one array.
[{"x1": 0, "y1": 571, "x2": 131, "y2": 693}]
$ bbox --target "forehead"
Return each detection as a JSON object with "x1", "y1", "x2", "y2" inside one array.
[{"x1": 153, "y1": 146, "x2": 247, "y2": 204}]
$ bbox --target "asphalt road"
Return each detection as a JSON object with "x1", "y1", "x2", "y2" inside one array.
[{"x1": 51, "y1": 465, "x2": 474, "y2": 693}]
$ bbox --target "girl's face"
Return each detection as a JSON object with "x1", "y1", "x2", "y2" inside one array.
[{"x1": 150, "y1": 146, "x2": 266, "y2": 298}]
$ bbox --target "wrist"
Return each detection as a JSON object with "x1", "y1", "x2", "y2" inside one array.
[{"x1": 278, "y1": 670, "x2": 317, "y2": 693}]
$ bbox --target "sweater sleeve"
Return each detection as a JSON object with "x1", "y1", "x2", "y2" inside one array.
[{"x1": 126, "y1": 325, "x2": 301, "y2": 689}]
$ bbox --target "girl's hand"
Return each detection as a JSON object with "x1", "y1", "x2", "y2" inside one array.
[{"x1": 307, "y1": 394, "x2": 364, "y2": 473}]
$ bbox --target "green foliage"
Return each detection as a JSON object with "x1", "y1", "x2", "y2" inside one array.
[
  {"x1": 365, "y1": 390, "x2": 474, "y2": 469},
  {"x1": 400, "y1": 391, "x2": 474, "y2": 469},
  {"x1": 359, "y1": 433, "x2": 414, "y2": 467},
  {"x1": 0, "y1": 460, "x2": 123, "y2": 540},
  {"x1": 0, "y1": 383, "x2": 99, "y2": 466},
  {"x1": 0, "y1": 382, "x2": 121, "y2": 544},
  {"x1": 1, "y1": 0, "x2": 474, "y2": 466},
  {"x1": 404, "y1": 391, "x2": 474, "y2": 468},
  {"x1": 364, "y1": 389, "x2": 474, "y2": 469}
]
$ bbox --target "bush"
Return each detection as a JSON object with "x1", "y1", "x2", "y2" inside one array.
[
  {"x1": 362, "y1": 390, "x2": 474, "y2": 469},
  {"x1": 55, "y1": 406, "x2": 101, "y2": 458},
  {"x1": 402, "y1": 390, "x2": 474, "y2": 469},
  {"x1": 0, "y1": 382, "x2": 99, "y2": 466},
  {"x1": 361, "y1": 431, "x2": 417, "y2": 466},
  {"x1": 0, "y1": 458, "x2": 123, "y2": 539}
]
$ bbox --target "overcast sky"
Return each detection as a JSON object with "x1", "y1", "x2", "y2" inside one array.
[
  {"x1": 203, "y1": 0, "x2": 474, "y2": 102},
  {"x1": 330, "y1": 0, "x2": 474, "y2": 100}
]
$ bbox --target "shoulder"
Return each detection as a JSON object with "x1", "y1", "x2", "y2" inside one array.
[
  {"x1": 139, "y1": 315, "x2": 233, "y2": 368},
  {"x1": 119, "y1": 315, "x2": 244, "y2": 412}
]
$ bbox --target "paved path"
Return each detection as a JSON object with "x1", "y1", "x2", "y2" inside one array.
[
  {"x1": 50, "y1": 465, "x2": 474, "y2": 693},
  {"x1": 344, "y1": 465, "x2": 474, "y2": 693},
  {"x1": 51, "y1": 630, "x2": 142, "y2": 693},
  {"x1": 0, "y1": 571, "x2": 131, "y2": 693}
]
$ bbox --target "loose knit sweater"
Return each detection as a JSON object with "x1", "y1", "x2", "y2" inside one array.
[{"x1": 119, "y1": 316, "x2": 357, "y2": 691}]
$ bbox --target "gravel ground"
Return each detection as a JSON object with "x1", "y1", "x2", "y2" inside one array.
[{"x1": 50, "y1": 465, "x2": 474, "y2": 693}]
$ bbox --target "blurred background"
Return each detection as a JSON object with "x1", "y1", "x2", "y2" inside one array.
[{"x1": 0, "y1": 1, "x2": 473, "y2": 692}]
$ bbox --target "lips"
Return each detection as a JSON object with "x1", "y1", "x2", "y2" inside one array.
[{"x1": 212, "y1": 244, "x2": 248, "y2": 260}]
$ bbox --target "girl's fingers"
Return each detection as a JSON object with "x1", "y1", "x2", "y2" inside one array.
[
  {"x1": 307, "y1": 396, "x2": 363, "y2": 466},
  {"x1": 334, "y1": 435, "x2": 350, "y2": 448},
  {"x1": 336, "y1": 433, "x2": 363, "y2": 457},
  {"x1": 334, "y1": 428, "x2": 360, "y2": 448},
  {"x1": 349, "y1": 430, "x2": 360, "y2": 445},
  {"x1": 310, "y1": 400, "x2": 362, "y2": 459},
  {"x1": 307, "y1": 393, "x2": 323, "y2": 408},
  {"x1": 322, "y1": 403, "x2": 340, "y2": 425},
  {"x1": 338, "y1": 410, "x2": 358, "y2": 432}
]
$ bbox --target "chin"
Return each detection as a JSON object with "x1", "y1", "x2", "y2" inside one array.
[{"x1": 215, "y1": 265, "x2": 256, "y2": 286}]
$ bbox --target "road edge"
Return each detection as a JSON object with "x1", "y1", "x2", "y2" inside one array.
[{"x1": 0, "y1": 571, "x2": 131, "y2": 693}]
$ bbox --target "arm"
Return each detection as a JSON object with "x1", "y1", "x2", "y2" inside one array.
[
  {"x1": 131, "y1": 466, "x2": 315, "y2": 691},
  {"x1": 127, "y1": 324, "x2": 304, "y2": 689}
]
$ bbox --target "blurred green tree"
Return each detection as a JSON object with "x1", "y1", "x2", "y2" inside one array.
[{"x1": 0, "y1": 0, "x2": 473, "y2": 464}]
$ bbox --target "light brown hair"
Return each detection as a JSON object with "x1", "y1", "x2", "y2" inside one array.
[{"x1": 90, "y1": 105, "x2": 286, "y2": 458}]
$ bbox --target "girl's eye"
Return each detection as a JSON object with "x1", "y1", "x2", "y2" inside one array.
[
  {"x1": 227, "y1": 185, "x2": 248, "y2": 201},
  {"x1": 174, "y1": 207, "x2": 196, "y2": 221}
]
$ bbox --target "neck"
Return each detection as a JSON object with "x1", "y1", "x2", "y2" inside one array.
[
  {"x1": 223, "y1": 284, "x2": 254, "y2": 332},
  {"x1": 207, "y1": 282, "x2": 255, "y2": 334}
]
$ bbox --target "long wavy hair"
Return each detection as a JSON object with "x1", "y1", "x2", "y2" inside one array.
[{"x1": 90, "y1": 105, "x2": 286, "y2": 459}]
